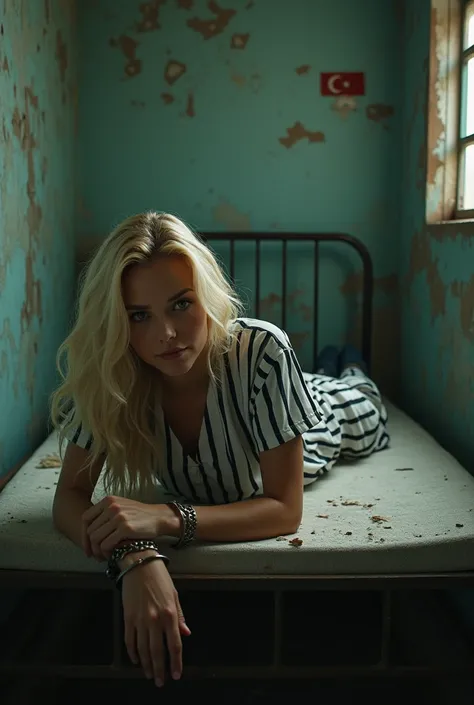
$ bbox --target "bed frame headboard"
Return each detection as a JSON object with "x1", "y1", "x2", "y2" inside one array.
[{"x1": 201, "y1": 232, "x2": 374, "y2": 370}]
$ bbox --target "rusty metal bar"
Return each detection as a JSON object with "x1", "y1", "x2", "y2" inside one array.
[
  {"x1": 2, "y1": 569, "x2": 474, "y2": 591},
  {"x1": 1, "y1": 661, "x2": 474, "y2": 679},
  {"x1": 112, "y1": 589, "x2": 123, "y2": 668},
  {"x1": 272, "y1": 590, "x2": 282, "y2": 669},
  {"x1": 229, "y1": 239, "x2": 235, "y2": 282},
  {"x1": 282, "y1": 241, "x2": 287, "y2": 331},
  {"x1": 313, "y1": 241, "x2": 319, "y2": 364},
  {"x1": 379, "y1": 589, "x2": 392, "y2": 668},
  {"x1": 255, "y1": 240, "x2": 260, "y2": 318}
]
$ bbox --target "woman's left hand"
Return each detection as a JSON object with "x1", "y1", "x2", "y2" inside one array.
[{"x1": 82, "y1": 496, "x2": 163, "y2": 560}]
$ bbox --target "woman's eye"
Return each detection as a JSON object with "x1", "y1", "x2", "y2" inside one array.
[
  {"x1": 174, "y1": 299, "x2": 191, "y2": 311},
  {"x1": 130, "y1": 311, "x2": 149, "y2": 323}
]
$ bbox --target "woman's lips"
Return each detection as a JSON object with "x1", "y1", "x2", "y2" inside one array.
[{"x1": 158, "y1": 347, "x2": 188, "y2": 360}]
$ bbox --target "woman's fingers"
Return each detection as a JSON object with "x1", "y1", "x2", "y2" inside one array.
[
  {"x1": 149, "y1": 619, "x2": 166, "y2": 687},
  {"x1": 124, "y1": 620, "x2": 138, "y2": 665},
  {"x1": 163, "y1": 608, "x2": 183, "y2": 681},
  {"x1": 137, "y1": 623, "x2": 154, "y2": 680},
  {"x1": 176, "y1": 594, "x2": 191, "y2": 637}
]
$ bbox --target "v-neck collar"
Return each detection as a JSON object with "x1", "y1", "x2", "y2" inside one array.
[{"x1": 162, "y1": 379, "x2": 213, "y2": 463}]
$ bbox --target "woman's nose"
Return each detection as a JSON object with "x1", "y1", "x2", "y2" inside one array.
[{"x1": 158, "y1": 319, "x2": 176, "y2": 343}]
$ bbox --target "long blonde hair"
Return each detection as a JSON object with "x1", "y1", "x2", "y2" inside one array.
[{"x1": 50, "y1": 212, "x2": 243, "y2": 495}]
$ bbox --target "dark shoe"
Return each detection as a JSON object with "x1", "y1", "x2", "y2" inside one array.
[
  {"x1": 339, "y1": 344, "x2": 368, "y2": 375},
  {"x1": 315, "y1": 345, "x2": 339, "y2": 377}
]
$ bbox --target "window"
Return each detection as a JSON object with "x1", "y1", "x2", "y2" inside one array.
[
  {"x1": 426, "y1": 0, "x2": 474, "y2": 222},
  {"x1": 458, "y1": 0, "x2": 474, "y2": 214}
]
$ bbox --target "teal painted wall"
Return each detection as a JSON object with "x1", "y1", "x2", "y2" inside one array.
[
  {"x1": 401, "y1": 0, "x2": 474, "y2": 632},
  {"x1": 0, "y1": 0, "x2": 77, "y2": 481},
  {"x1": 401, "y1": 0, "x2": 474, "y2": 474},
  {"x1": 76, "y1": 0, "x2": 403, "y2": 394}
]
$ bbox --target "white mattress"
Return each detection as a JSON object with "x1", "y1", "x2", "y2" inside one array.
[{"x1": 1, "y1": 400, "x2": 474, "y2": 576}]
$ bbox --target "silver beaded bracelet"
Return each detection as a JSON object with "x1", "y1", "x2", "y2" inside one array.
[
  {"x1": 167, "y1": 501, "x2": 197, "y2": 548},
  {"x1": 106, "y1": 539, "x2": 169, "y2": 581}
]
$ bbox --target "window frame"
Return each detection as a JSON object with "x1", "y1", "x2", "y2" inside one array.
[
  {"x1": 455, "y1": 0, "x2": 474, "y2": 217},
  {"x1": 426, "y1": 0, "x2": 474, "y2": 224}
]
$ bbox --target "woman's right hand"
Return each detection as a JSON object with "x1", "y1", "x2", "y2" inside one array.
[{"x1": 120, "y1": 551, "x2": 191, "y2": 687}]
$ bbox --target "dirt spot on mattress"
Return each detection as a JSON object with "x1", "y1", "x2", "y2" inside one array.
[
  {"x1": 288, "y1": 537, "x2": 303, "y2": 547},
  {"x1": 370, "y1": 515, "x2": 390, "y2": 523},
  {"x1": 395, "y1": 467, "x2": 414, "y2": 471},
  {"x1": 36, "y1": 453, "x2": 61, "y2": 468}
]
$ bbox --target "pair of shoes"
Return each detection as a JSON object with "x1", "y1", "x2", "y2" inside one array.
[
  {"x1": 338, "y1": 343, "x2": 368, "y2": 375},
  {"x1": 315, "y1": 345, "x2": 339, "y2": 377},
  {"x1": 315, "y1": 344, "x2": 368, "y2": 377}
]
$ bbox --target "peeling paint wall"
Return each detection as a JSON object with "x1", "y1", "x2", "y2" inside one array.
[
  {"x1": 401, "y1": 0, "x2": 474, "y2": 473},
  {"x1": 0, "y1": 0, "x2": 77, "y2": 482},
  {"x1": 77, "y1": 0, "x2": 403, "y2": 392}
]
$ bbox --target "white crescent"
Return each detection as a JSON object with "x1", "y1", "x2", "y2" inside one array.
[{"x1": 328, "y1": 74, "x2": 342, "y2": 94}]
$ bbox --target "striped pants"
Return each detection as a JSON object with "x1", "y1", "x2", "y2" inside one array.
[{"x1": 301, "y1": 367, "x2": 390, "y2": 484}]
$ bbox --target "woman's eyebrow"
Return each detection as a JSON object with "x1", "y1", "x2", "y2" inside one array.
[
  {"x1": 125, "y1": 288, "x2": 194, "y2": 310},
  {"x1": 167, "y1": 288, "x2": 193, "y2": 303}
]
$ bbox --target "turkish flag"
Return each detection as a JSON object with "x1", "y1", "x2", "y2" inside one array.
[{"x1": 320, "y1": 72, "x2": 365, "y2": 96}]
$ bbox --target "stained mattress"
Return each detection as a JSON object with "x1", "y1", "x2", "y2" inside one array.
[{"x1": 1, "y1": 400, "x2": 474, "y2": 576}]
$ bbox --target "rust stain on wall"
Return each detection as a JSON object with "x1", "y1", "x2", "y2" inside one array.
[
  {"x1": 295, "y1": 64, "x2": 310, "y2": 75},
  {"x1": 259, "y1": 293, "x2": 281, "y2": 318},
  {"x1": 110, "y1": 36, "x2": 142, "y2": 78},
  {"x1": 231, "y1": 73, "x2": 245, "y2": 86},
  {"x1": 185, "y1": 91, "x2": 195, "y2": 117},
  {"x1": 212, "y1": 200, "x2": 251, "y2": 231},
  {"x1": 332, "y1": 96, "x2": 357, "y2": 120},
  {"x1": 416, "y1": 143, "x2": 426, "y2": 191},
  {"x1": 278, "y1": 122, "x2": 325, "y2": 148},
  {"x1": 231, "y1": 33, "x2": 249, "y2": 49},
  {"x1": 161, "y1": 92, "x2": 174, "y2": 104},
  {"x1": 55, "y1": 30, "x2": 68, "y2": 83},
  {"x1": 340, "y1": 272, "x2": 399, "y2": 297},
  {"x1": 366, "y1": 104, "x2": 394, "y2": 127},
  {"x1": 21, "y1": 253, "x2": 43, "y2": 333},
  {"x1": 426, "y1": 5, "x2": 444, "y2": 188},
  {"x1": 55, "y1": 29, "x2": 68, "y2": 103},
  {"x1": 24, "y1": 87, "x2": 43, "y2": 238},
  {"x1": 451, "y1": 278, "x2": 474, "y2": 342},
  {"x1": 287, "y1": 331, "x2": 309, "y2": 351},
  {"x1": 407, "y1": 230, "x2": 446, "y2": 319},
  {"x1": 136, "y1": 0, "x2": 166, "y2": 32},
  {"x1": 2, "y1": 56, "x2": 9, "y2": 72},
  {"x1": 187, "y1": 1, "x2": 236, "y2": 40},
  {"x1": 164, "y1": 59, "x2": 186, "y2": 85}
]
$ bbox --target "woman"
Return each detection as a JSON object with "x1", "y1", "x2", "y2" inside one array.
[{"x1": 51, "y1": 211, "x2": 389, "y2": 687}]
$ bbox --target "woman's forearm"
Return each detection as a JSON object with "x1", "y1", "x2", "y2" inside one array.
[
  {"x1": 161, "y1": 496, "x2": 301, "y2": 543},
  {"x1": 52, "y1": 487, "x2": 93, "y2": 551}
]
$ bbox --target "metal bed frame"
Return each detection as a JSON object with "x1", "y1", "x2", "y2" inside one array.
[{"x1": 1, "y1": 232, "x2": 473, "y2": 685}]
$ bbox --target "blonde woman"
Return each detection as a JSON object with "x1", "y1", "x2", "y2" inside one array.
[{"x1": 51, "y1": 211, "x2": 389, "y2": 687}]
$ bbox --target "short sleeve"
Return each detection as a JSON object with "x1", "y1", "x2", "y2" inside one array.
[
  {"x1": 62, "y1": 409, "x2": 94, "y2": 451},
  {"x1": 250, "y1": 340, "x2": 322, "y2": 453}
]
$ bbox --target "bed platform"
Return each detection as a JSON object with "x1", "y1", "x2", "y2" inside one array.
[
  {"x1": 1, "y1": 399, "x2": 474, "y2": 577},
  {"x1": 1, "y1": 232, "x2": 473, "y2": 686}
]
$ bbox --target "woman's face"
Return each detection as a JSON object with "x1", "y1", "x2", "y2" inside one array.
[{"x1": 122, "y1": 255, "x2": 209, "y2": 379}]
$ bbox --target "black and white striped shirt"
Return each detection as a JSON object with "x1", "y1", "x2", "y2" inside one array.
[{"x1": 66, "y1": 318, "x2": 323, "y2": 504}]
